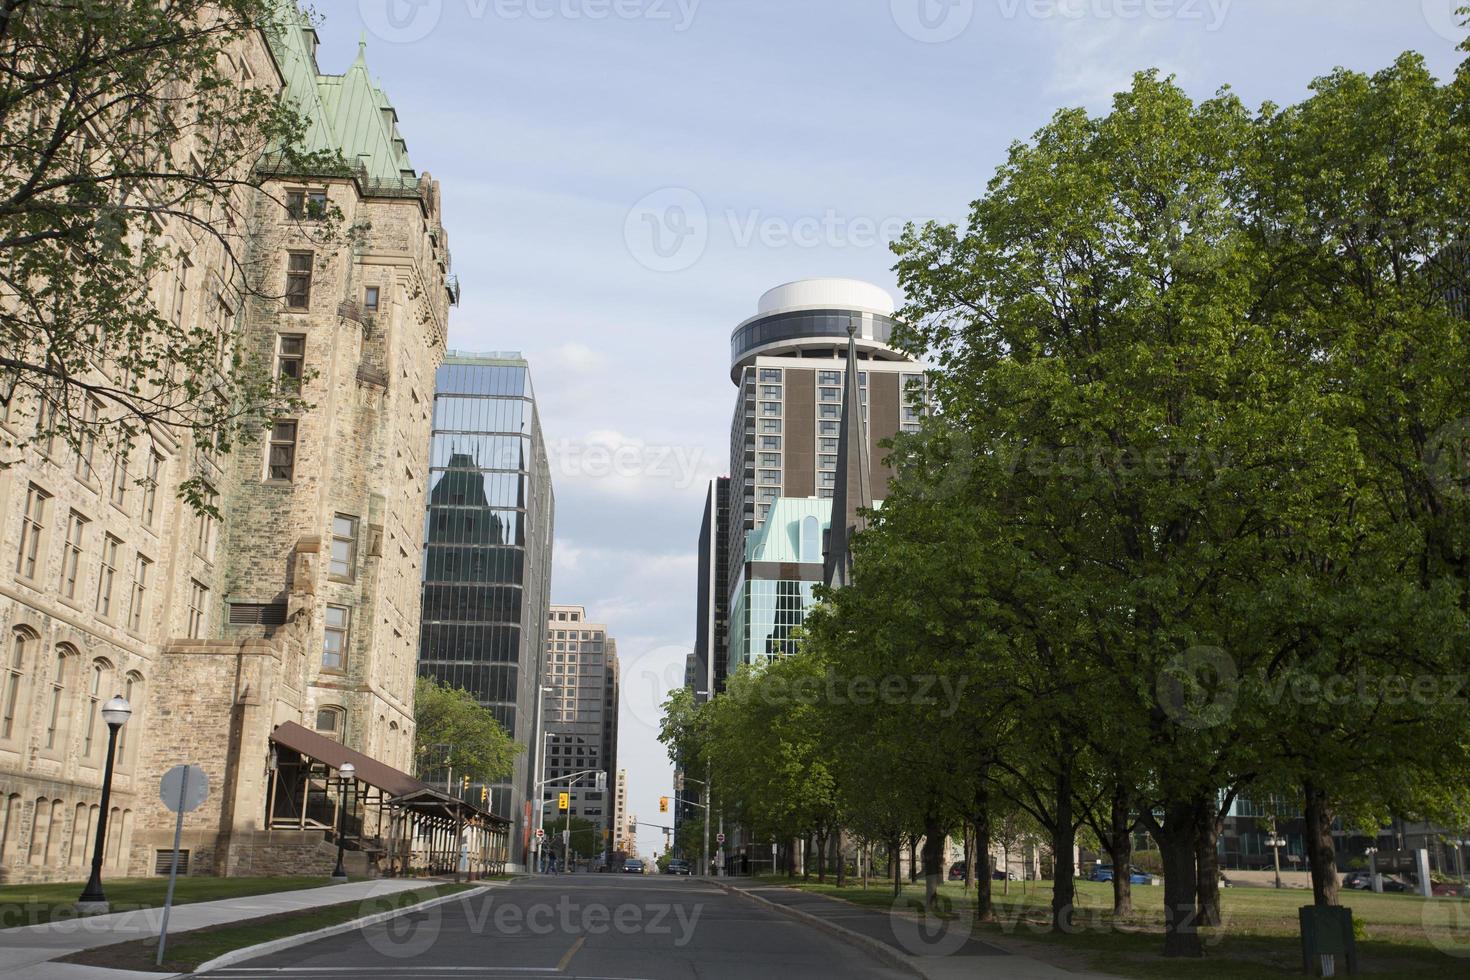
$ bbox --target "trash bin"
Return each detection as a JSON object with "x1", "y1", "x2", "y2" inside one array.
[{"x1": 1299, "y1": 905, "x2": 1357, "y2": 976}]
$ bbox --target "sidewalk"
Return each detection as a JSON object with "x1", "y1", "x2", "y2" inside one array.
[
  {"x1": 718, "y1": 879, "x2": 1121, "y2": 980},
  {"x1": 0, "y1": 877, "x2": 435, "y2": 980}
]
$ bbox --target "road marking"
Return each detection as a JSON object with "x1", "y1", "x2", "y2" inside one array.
[{"x1": 556, "y1": 935, "x2": 586, "y2": 972}]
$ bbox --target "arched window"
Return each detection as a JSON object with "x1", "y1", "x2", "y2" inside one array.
[
  {"x1": 70, "y1": 802, "x2": 90, "y2": 866},
  {"x1": 2, "y1": 628, "x2": 35, "y2": 741},
  {"x1": 28, "y1": 796, "x2": 49, "y2": 864},
  {"x1": 315, "y1": 705, "x2": 344, "y2": 736},
  {"x1": 44, "y1": 646, "x2": 75, "y2": 751},
  {"x1": 82, "y1": 659, "x2": 112, "y2": 761},
  {"x1": 116, "y1": 671, "x2": 143, "y2": 763},
  {"x1": 801, "y1": 515, "x2": 821, "y2": 564},
  {"x1": 0, "y1": 794, "x2": 20, "y2": 863},
  {"x1": 45, "y1": 800, "x2": 64, "y2": 865}
]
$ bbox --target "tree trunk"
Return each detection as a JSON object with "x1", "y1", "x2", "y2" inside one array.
[
  {"x1": 1108, "y1": 782, "x2": 1134, "y2": 918},
  {"x1": 963, "y1": 822, "x2": 974, "y2": 890},
  {"x1": 922, "y1": 812, "x2": 946, "y2": 914},
  {"x1": 974, "y1": 783, "x2": 995, "y2": 922},
  {"x1": 1155, "y1": 798, "x2": 1205, "y2": 958},
  {"x1": 834, "y1": 829, "x2": 846, "y2": 887},
  {"x1": 908, "y1": 836, "x2": 918, "y2": 883},
  {"x1": 1049, "y1": 757, "x2": 1077, "y2": 933},
  {"x1": 1195, "y1": 803, "x2": 1222, "y2": 927},
  {"x1": 1304, "y1": 780, "x2": 1340, "y2": 907},
  {"x1": 891, "y1": 834, "x2": 903, "y2": 898},
  {"x1": 816, "y1": 831, "x2": 827, "y2": 884}
]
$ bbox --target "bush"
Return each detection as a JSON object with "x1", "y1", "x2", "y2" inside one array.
[{"x1": 1132, "y1": 849, "x2": 1164, "y2": 875}]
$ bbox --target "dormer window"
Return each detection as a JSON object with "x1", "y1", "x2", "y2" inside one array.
[{"x1": 285, "y1": 190, "x2": 327, "y2": 221}]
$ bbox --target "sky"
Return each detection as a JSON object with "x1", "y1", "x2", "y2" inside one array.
[{"x1": 319, "y1": 0, "x2": 1466, "y2": 859}]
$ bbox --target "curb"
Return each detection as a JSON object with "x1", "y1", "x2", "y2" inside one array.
[
  {"x1": 190, "y1": 883, "x2": 492, "y2": 975},
  {"x1": 715, "y1": 880, "x2": 924, "y2": 979}
]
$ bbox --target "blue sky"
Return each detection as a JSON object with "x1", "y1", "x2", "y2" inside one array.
[{"x1": 325, "y1": 0, "x2": 1466, "y2": 858}]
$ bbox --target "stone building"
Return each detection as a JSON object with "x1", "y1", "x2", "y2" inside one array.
[{"x1": 0, "y1": 5, "x2": 458, "y2": 883}]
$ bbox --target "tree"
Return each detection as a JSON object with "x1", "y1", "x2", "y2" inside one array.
[
  {"x1": 0, "y1": 1, "x2": 343, "y2": 511},
  {"x1": 414, "y1": 677, "x2": 521, "y2": 788}
]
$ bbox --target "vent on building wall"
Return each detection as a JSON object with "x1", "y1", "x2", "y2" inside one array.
[
  {"x1": 228, "y1": 603, "x2": 288, "y2": 626},
  {"x1": 155, "y1": 849, "x2": 190, "y2": 875}
]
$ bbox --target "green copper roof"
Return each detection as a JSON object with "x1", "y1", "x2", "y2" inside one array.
[{"x1": 265, "y1": 4, "x2": 417, "y2": 183}]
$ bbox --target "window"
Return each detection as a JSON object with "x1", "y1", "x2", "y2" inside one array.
[
  {"x1": 2, "y1": 630, "x2": 31, "y2": 741},
  {"x1": 59, "y1": 511, "x2": 88, "y2": 600},
  {"x1": 819, "y1": 421, "x2": 839, "y2": 436},
  {"x1": 323, "y1": 606, "x2": 349, "y2": 670},
  {"x1": 268, "y1": 421, "x2": 297, "y2": 480},
  {"x1": 819, "y1": 472, "x2": 837, "y2": 488},
  {"x1": 329, "y1": 515, "x2": 358, "y2": 579},
  {"x1": 141, "y1": 452, "x2": 162, "y2": 526},
  {"x1": 195, "y1": 486, "x2": 218, "y2": 560},
  {"x1": 760, "y1": 401, "x2": 781, "y2": 417},
  {"x1": 760, "y1": 453, "x2": 780, "y2": 467},
  {"x1": 819, "y1": 438, "x2": 838, "y2": 453},
  {"x1": 82, "y1": 660, "x2": 107, "y2": 759},
  {"x1": 759, "y1": 369, "x2": 781, "y2": 383},
  {"x1": 116, "y1": 672, "x2": 141, "y2": 761},
  {"x1": 15, "y1": 485, "x2": 48, "y2": 580},
  {"x1": 759, "y1": 436, "x2": 781, "y2": 450},
  {"x1": 128, "y1": 555, "x2": 151, "y2": 633},
  {"x1": 109, "y1": 454, "x2": 129, "y2": 508},
  {"x1": 820, "y1": 387, "x2": 841, "y2": 402},
  {"x1": 819, "y1": 404, "x2": 841, "y2": 420},
  {"x1": 75, "y1": 399, "x2": 100, "y2": 480},
  {"x1": 819, "y1": 455, "x2": 838, "y2": 471},
  {"x1": 315, "y1": 706, "x2": 344, "y2": 734},
  {"x1": 758, "y1": 470, "x2": 782, "y2": 485},
  {"x1": 759, "y1": 419, "x2": 781, "y2": 433},
  {"x1": 364, "y1": 286, "x2": 380, "y2": 311},
  {"x1": 187, "y1": 581, "x2": 208, "y2": 639},
  {"x1": 276, "y1": 335, "x2": 305, "y2": 388},
  {"x1": 819, "y1": 370, "x2": 842, "y2": 386},
  {"x1": 96, "y1": 535, "x2": 120, "y2": 617},
  {"x1": 286, "y1": 189, "x2": 327, "y2": 220},
  {"x1": 760, "y1": 385, "x2": 781, "y2": 399},
  {"x1": 170, "y1": 259, "x2": 190, "y2": 327},
  {"x1": 285, "y1": 252, "x2": 313, "y2": 309},
  {"x1": 45, "y1": 650, "x2": 71, "y2": 750}
]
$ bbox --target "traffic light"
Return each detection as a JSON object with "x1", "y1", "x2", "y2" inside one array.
[
  {"x1": 479, "y1": 787, "x2": 488, "y2": 805},
  {"x1": 659, "y1": 796, "x2": 669, "y2": 813},
  {"x1": 461, "y1": 775, "x2": 470, "y2": 792},
  {"x1": 558, "y1": 792, "x2": 570, "y2": 812}
]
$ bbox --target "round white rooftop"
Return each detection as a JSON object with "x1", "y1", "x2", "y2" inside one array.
[{"x1": 757, "y1": 278, "x2": 896, "y2": 317}]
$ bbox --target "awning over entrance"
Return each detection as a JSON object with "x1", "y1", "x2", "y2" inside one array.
[{"x1": 270, "y1": 721, "x2": 426, "y2": 796}]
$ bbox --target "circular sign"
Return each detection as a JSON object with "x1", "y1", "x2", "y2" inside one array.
[
  {"x1": 535, "y1": 827, "x2": 545, "y2": 840},
  {"x1": 716, "y1": 833, "x2": 726, "y2": 845},
  {"x1": 159, "y1": 765, "x2": 208, "y2": 813}
]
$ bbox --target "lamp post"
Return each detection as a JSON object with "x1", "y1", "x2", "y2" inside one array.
[
  {"x1": 532, "y1": 684, "x2": 554, "y2": 873},
  {"x1": 77, "y1": 695, "x2": 132, "y2": 914},
  {"x1": 1266, "y1": 820, "x2": 1286, "y2": 890},
  {"x1": 332, "y1": 762, "x2": 356, "y2": 883}
]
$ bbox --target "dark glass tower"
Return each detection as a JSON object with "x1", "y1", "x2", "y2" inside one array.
[{"x1": 419, "y1": 353, "x2": 554, "y2": 868}]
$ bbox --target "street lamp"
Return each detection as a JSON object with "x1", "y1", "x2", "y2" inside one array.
[
  {"x1": 532, "y1": 684, "x2": 554, "y2": 873},
  {"x1": 77, "y1": 695, "x2": 132, "y2": 913},
  {"x1": 1266, "y1": 819, "x2": 1286, "y2": 890},
  {"x1": 332, "y1": 762, "x2": 356, "y2": 882}
]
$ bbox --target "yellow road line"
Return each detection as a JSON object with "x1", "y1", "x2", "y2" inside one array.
[{"x1": 556, "y1": 935, "x2": 587, "y2": 972}]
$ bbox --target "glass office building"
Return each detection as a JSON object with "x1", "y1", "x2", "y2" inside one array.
[{"x1": 419, "y1": 352, "x2": 553, "y2": 865}]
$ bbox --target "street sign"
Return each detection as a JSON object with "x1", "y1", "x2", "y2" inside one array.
[
  {"x1": 159, "y1": 765, "x2": 208, "y2": 813},
  {"x1": 156, "y1": 765, "x2": 208, "y2": 966},
  {"x1": 535, "y1": 827, "x2": 545, "y2": 840},
  {"x1": 716, "y1": 832, "x2": 726, "y2": 844}
]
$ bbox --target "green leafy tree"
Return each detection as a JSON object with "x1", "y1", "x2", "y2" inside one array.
[
  {"x1": 414, "y1": 677, "x2": 521, "y2": 787},
  {"x1": 0, "y1": 1, "x2": 344, "y2": 510}
]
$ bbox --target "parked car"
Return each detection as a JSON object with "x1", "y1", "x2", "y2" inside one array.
[
  {"x1": 666, "y1": 858, "x2": 692, "y2": 876},
  {"x1": 992, "y1": 868, "x2": 1018, "y2": 881},
  {"x1": 947, "y1": 862, "x2": 966, "y2": 881},
  {"x1": 623, "y1": 858, "x2": 645, "y2": 874},
  {"x1": 1343, "y1": 871, "x2": 1373, "y2": 890},
  {"x1": 1089, "y1": 863, "x2": 1154, "y2": 885}
]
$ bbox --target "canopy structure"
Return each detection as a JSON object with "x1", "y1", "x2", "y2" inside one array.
[{"x1": 266, "y1": 722, "x2": 510, "y2": 877}]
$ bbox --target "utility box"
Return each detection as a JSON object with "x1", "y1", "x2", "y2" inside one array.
[{"x1": 1300, "y1": 905, "x2": 1357, "y2": 976}]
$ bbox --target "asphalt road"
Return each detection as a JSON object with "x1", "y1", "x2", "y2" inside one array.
[{"x1": 196, "y1": 875, "x2": 913, "y2": 980}]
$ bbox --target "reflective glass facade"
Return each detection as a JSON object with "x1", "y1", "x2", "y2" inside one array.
[
  {"x1": 729, "y1": 577, "x2": 817, "y2": 666},
  {"x1": 419, "y1": 355, "x2": 553, "y2": 861},
  {"x1": 730, "y1": 309, "x2": 899, "y2": 365}
]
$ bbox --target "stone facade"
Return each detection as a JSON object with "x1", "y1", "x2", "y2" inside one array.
[{"x1": 0, "y1": 7, "x2": 451, "y2": 883}]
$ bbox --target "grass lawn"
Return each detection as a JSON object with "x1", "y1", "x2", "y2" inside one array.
[
  {"x1": 59, "y1": 882, "x2": 476, "y2": 974},
  {"x1": 0, "y1": 875, "x2": 337, "y2": 929},
  {"x1": 754, "y1": 875, "x2": 1470, "y2": 978}
]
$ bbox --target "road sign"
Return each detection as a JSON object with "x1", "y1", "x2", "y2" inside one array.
[
  {"x1": 159, "y1": 765, "x2": 208, "y2": 813},
  {"x1": 156, "y1": 765, "x2": 208, "y2": 966},
  {"x1": 716, "y1": 832, "x2": 726, "y2": 845},
  {"x1": 535, "y1": 827, "x2": 545, "y2": 840}
]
